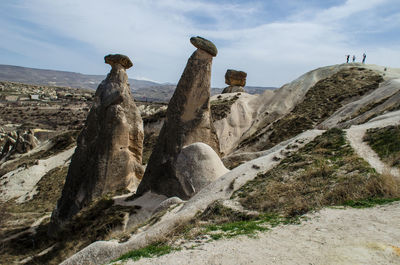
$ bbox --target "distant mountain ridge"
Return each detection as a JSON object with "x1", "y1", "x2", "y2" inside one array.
[
  {"x1": 0, "y1": 64, "x2": 275, "y2": 102},
  {"x1": 0, "y1": 64, "x2": 158, "y2": 90}
]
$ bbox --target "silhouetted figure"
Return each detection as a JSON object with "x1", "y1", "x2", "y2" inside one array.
[
  {"x1": 352, "y1": 55, "x2": 356, "y2": 62},
  {"x1": 362, "y1": 53, "x2": 366, "y2": 64},
  {"x1": 346, "y1": 55, "x2": 350, "y2": 63}
]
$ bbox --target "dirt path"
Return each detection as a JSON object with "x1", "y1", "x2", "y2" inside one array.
[
  {"x1": 128, "y1": 202, "x2": 400, "y2": 265},
  {"x1": 345, "y1": 110, "x2": 400, "y2": 178}
]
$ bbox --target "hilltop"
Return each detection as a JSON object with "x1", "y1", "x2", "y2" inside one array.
[{"x1": 0, "y1": 62, "x2": 399, "y2": 264}]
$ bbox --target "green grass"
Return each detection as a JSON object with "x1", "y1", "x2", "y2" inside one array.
[
  {"x1": 343, "y1": 197, "x2": 400, "y2": 208},
  {"x1": 113, "y1": 243, "x2": 179, "y2": 262},
  {"x1": 204, "y1": 213, "x2": 300, "y2": 240},
  {"x1": 364, "y1": 125, "x2": 400, "y2": 168}
]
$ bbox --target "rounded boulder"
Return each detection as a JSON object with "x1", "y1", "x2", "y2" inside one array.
[{"x1": 176, "y1": 142, "x2": 229, "y2": 198}]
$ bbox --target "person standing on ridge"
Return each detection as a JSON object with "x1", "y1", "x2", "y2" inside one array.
[
  {"x1": 362, "y1": 53, "x2": 366, "y2": 64},
  {"x1": 346, "y1": 55, "x2": 350, "y2": 63},
  {"x1": 352, "y1": 55, "x2": 356, "y2": 62}
]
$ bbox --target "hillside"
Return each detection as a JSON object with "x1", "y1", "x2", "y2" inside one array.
[
  {"x1": 0, "y1": 63, "x2": 400, "y2": 264},
  {"x1": 0, "y1": 64, "x2": 158, "y2": 90},
  {"x1": 0, "y1": 64, "x2": 275, "y2": 102}
]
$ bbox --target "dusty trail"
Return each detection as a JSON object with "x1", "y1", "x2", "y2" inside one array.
[
  {"x1": 345, "y1": 110, "x2": 400, "y2": 178},
  {"x1": 128, "y1": 202, "x2": 400, "y2": 265}
]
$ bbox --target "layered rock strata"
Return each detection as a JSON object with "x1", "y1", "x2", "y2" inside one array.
[
  {"x1": 135, "y1": 36, "x2": 220, "y2": 199},
  {"x1": 49, "y1": 54, "x2": 144, "y2": 233}
]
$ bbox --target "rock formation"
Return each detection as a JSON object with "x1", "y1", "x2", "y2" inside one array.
[
  {"x1": 135, "y1": 36, "x2": 220, "y2": 199},
  {"x1": 49, "y1": 54, "x2": 144, "y2": 233},
  {"x1": 175, "y1": 143, "x2": 229, "y2": 198},
  {"x1": 0, "y1": 130, "x2": 39, "y2": 162},
  {"x1": 222, "y1": 69, "x2": 247, "y2": 93}
]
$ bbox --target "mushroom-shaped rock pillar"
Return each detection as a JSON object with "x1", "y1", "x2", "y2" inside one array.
[
  {"x1": 135, "y1": 36, "x2": 220, "y2": 200},
  {"x1": 48, "y1": 54, "x2": 144, "y2": 236}
]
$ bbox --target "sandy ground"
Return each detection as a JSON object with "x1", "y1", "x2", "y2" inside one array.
[{"x1": 129, "y1": 202, "x2": 400, "y2": 265}]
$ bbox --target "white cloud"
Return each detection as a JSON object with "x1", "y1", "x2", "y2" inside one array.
[{"x1": 2, "y1": 0, "x2": 400, "y2": 87}]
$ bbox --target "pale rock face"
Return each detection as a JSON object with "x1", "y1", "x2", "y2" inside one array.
[
  {"x1": 49, "y1": 54, "x2": 144, "y2": 234},
  {"x1": 222, "y1": 85, "x2": 245, "y2": 94},
  {"x1": 176, "y1": 143, "x2": 229, "y2": 198},
  {"x1": 135, "y1": 37, "x2": 220, "y2": 200}
]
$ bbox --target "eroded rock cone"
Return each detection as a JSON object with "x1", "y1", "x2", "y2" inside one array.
[
  {"x1": 222, "y1": 69, "x2": 247, "y2": 93},
  {"x1": 49, "y1": 54, "x2": 144, "y2": 234},
  {"x1": 135, "y1": 36, "x2": 220, "y2": 199}
]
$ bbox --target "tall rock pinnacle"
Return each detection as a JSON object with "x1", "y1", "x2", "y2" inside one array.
[
  {"x1": 135, "y1": 36, "x2": 220, "y2": 199},
  {"x1": 49, "y1": 54, "x2": 144, "y2": 233}
]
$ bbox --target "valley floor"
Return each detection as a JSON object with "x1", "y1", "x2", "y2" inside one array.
[{"x1": 128, "y1": 202, "x2": 400, "y2": 265}]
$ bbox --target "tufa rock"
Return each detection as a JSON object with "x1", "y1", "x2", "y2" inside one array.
[
  {"x1": 135, "y1": 37, "x2": 220, "y2": 199},
  {"x1": 0, "y1": 130, "x2": 39, "y2": 162},
  {"x1": 175, "y1": 143, "x2": 229, "y2": 198},
  {"x1": 49, "y1": 54, "x2": 144, "y2": 234},
  {"x1": 222, "y1": 85, "x2": 245, "y2": 94},
  {"x1": 222, "y1": 69, "x2": 247, "y2": 94},
  {"x1": 190, "y1": 36, "x2": 218, "y2": 57},
  {"x1": 105, "y1": 54, "x2": 133, "y2": 69},
  {"x1": 225, "y1": 69, "x2": 247, "y2": 87}
]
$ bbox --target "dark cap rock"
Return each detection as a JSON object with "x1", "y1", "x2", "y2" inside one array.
[
  {"x1": 225, "y1": 69, "x2": 247, "y2": 86},
  {"x1": 190, "y1": 36, "x2": 218, "y2": 57},
  {"x1": 104, "y1": 54, "x2": 133, "y2": 69}
]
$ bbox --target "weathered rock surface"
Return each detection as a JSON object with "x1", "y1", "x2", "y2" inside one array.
[
  {"x1": 176, "y1": 143, "x2": 229, "y2": 198},
  {"x1": 135, "y1": 37, "x2": 220, "y2": 199},
  {"x1": 190, "y1": 36, "x2": 218, "y2": 57},
  {"x1": 0, "y1": 130, "x2": 39, "y2": 162},
  {"x1": 222, "y1": 85, "x2": 245, "y2": 94},
  {"x1": 222, "y1": 69, "x2": 247, "y2": 94},
  {"x1": 225, "y1": 69, "x2": 247, "y2": 87},
  {"x1": 49, "y1": 54, "x2": 144, "y2": 234}
]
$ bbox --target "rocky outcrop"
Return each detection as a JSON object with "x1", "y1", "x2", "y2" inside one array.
[
  {"x1": 175, "y1": 143, "x2": 229, "y2": 198},
  {"x1": 135, "y1": 37, "x2": 220, "y2": 199},
  {"x1": 49, "y1": 54, "x2": 144, "y2": 234},
  {"x1": 222, "y1": 69, "x2": 247, "y2": 93},
  {"x1": 0, "y1": 130, "x2": 39, "y2": 162}
]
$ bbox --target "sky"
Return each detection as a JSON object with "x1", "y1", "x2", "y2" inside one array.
[{"x1": 1, "y1": 0, "x2": 400, "y2": 88}]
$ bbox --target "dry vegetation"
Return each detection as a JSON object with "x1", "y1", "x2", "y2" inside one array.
[
  {"x1": 235, "y1": 128, "x2": 399, "y2": 217},
  {"x1": 0, "y1": 130, "x2": 79, "y2": 177},
  {"x1": 112, "y1": 128, "x2": 400, "y2": 263},
  {"x1": 0, "y1": 197, "x2": 140, "y2": 265},
  {"x1": 364, "y1": 125, "x2": 400, "y2": 168},
  {"x1": 239, "y1": 67, "x2": 384, "y2": 150},
  {"x1": 211, "y1": 94, "x2": 240, "y2": 121}
]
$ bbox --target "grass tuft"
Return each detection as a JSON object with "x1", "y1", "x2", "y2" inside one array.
[{"x1": 113, "y1": 243, "x2": 179, "y2": 262}]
